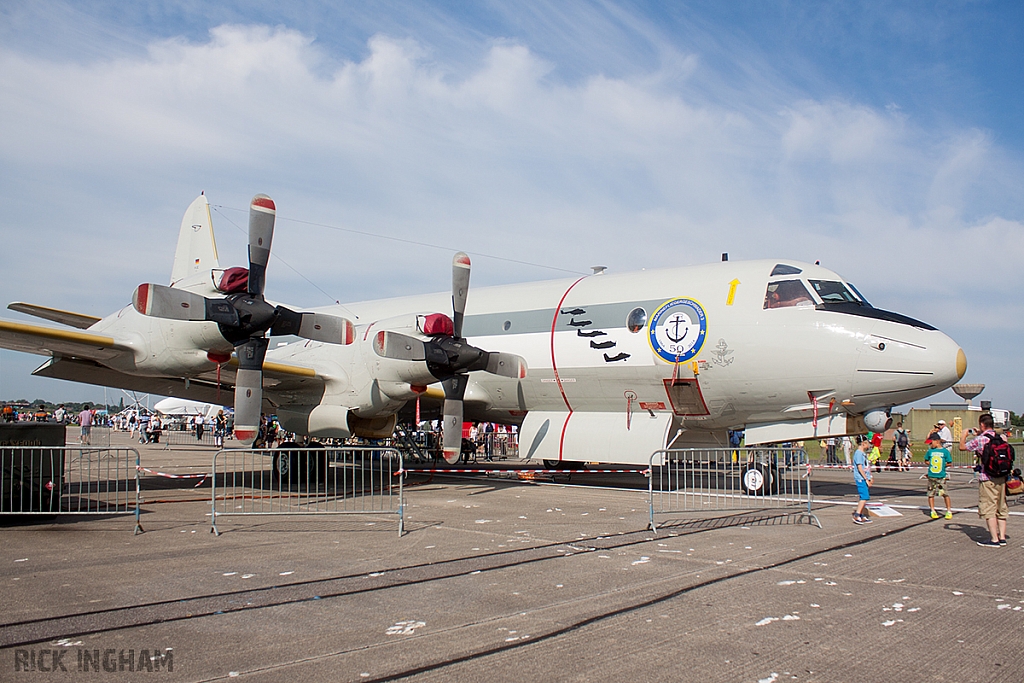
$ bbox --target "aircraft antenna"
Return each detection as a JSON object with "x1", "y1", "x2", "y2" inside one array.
[
  {"x1": 212, "y1": 204, "x2": 588, "y2": 276},
  {"x1": 211, "y1": 205, "x2": 358, "y2": 318}
]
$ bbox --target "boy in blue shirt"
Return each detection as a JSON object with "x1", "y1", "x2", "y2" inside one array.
[
  {"x1": 925, "y1": 436, "x2": 954, "y2": 519},
  {"x1": 853, "y1": 439, "x2": 874, "y2": 524}
]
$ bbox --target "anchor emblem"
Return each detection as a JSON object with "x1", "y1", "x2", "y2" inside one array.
[
  {"x1": 665, "y1": 314, "x2": 689, "y2": 343},
  {"x1": 648, "y1": 297, "x2": 707, "y2": 364}
]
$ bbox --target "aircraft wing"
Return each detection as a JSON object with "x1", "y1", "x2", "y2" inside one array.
[
  {"x1": 31, "y1": 356, "x2": 326, "y2": 407},
  {"x1": 7, "y1": 303, "x2": 102, "y2": 329},
  {"x1": 0, "y1": 319, "x2": 131, "y2": 362}
]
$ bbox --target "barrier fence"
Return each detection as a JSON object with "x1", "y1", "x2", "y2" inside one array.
[
  {"x1": 806, "y1": 440, "x2": 1022, "y2": 471},
  {"x1": 0, "y1": 446, "x2": 142, "y2": 533},
  {"x1": 648, "y1": 447, "x2": 820, "y2": 532},
  {"x1": 162, "y1": 428, "x2": 223, "y2": 448},
  {"x1": 210, "y1": 446, "x2": 404, "y2": 536},
  {"x1": 387, "y1": 430, "x2": 521, "y2": 463}
]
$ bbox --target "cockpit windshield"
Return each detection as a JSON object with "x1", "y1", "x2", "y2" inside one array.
[
  {"x1": 846, "y1": 283, "x2": 870, "y2": 306},
  {"x1": 809, "y1": 280, "x2": 859, "y2": 304},
  {"x1": 764, "y1": 280, "x2": 815, "y2": 309}
]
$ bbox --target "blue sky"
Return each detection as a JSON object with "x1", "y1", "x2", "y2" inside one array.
[{"x1": 1, "y1": 0, "x2": 1022, "y2": 410}]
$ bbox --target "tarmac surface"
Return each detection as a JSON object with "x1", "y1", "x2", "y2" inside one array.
[{"x1": 2, "y1": 428, "x2": 1023, "y2": 682}]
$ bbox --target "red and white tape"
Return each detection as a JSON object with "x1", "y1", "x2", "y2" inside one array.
[{"x1": 137, "y1": 466, "x2": 209, "y2": 487}]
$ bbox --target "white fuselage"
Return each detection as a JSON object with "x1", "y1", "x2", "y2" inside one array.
[
  {"x1": 73, "y1": 258, "x2": 963, "y2": 463},
  {"x1": 268, "y1": 259, "x2": 963, "y2": 449}
]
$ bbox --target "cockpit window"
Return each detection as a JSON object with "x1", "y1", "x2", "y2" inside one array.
[
  {"x1": 770, "y1": 264, "x2": 803, "y2": 276},
  {"x1": 846, "y1": 283, "x2": 871, "y2": 306},
  {"x1": 764, "y1": 280, "x2": 815, "y2": 309},
  {"x1": 809, "y1": 280, "x2": 859, "y2": 304}
]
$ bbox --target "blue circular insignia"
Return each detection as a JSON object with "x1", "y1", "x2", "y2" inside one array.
[{"x1": 648, "y1": 298, "x2": 707, "y2": 363}]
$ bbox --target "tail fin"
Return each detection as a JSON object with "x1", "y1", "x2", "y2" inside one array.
[{"x1": 170, "y1": 194, "x2": 220, "y2": 284}]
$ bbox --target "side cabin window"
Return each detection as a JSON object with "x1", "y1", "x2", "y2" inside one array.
[{"x1": 764, "y1": 280, "x2": 814, "y2": 309}]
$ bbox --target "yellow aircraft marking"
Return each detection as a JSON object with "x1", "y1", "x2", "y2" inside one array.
[
  {"x1": 726, "y1": 279, "x2": 740, "y2": 306},
  {"x1": 0, "y1": 320, "x2": 115, "y2": 347},
  {"x1": 422, "y1": 386, "x2": 446, "y2": 400},
  {"x1": 225, "y1": 356, "x2": 317, "y2": 378}
]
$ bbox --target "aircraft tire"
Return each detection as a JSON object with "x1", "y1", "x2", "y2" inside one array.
[
  {"x1": 272, "y1": 443, "x2": 300, "y2": 488},
  {"x1": 273, "y1": 442, "x2": 327, "y2": 489},
  {"x1": 740, "y1": 464, "x2": 774, "y2": 496},
  {"x1": 303, "y1": 441, "x2": 328, "y2": 487}
]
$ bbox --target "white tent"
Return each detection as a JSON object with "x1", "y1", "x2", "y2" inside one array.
[{"x1": 153, "y1": 398, "x2": 227, "y2": 419}]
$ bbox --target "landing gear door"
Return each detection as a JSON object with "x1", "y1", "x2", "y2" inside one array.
[{"x1": 663, "y1": 378, "x2": 710, "y2": 416}]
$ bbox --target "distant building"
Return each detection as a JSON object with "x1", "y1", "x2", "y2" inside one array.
[{"x1": 903, "y1": 403, "x2": 1011, "y2": 443}]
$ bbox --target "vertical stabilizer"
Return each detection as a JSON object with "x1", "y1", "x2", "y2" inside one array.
[{"x1": 170, "y1": 194, "x2": 220, "y2": 284}]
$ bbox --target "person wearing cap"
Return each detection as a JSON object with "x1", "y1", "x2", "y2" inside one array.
[
  {"x1": 924, "y1": 435, "x2": 953, "y2": 519},
  {"x1": 937, "y1": 420, "x2": 953, "y2": 449}
]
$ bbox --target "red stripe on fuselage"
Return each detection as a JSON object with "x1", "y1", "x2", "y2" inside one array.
[{"x1": 549, "y1": 277, "x2": 587, "y2": 461}]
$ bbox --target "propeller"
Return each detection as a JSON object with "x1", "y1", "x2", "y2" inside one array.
[
  {"x1": 132, "y1": 194, "x2": 354, "y2": 445},
  {"x1": 373, "y1": 252, "x2": 527, "y2": 463}
]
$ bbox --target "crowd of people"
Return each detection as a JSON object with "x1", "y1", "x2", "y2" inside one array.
[{"x1": 848, "y1": 412, "x2": 1019, "y2": 548}]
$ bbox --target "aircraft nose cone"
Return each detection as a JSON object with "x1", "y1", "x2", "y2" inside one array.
[{"x1": 956, "y1": 347, "x2": 967, "y2": 380}]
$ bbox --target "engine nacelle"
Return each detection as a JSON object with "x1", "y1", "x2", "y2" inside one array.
[{"x1": 277, "y1": 404, "x2": 397, "y2": 439}]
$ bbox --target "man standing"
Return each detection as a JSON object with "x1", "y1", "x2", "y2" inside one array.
[
  {"x1": 841, "y1": 436, "x2": 853, "y2": 467},
  {"x1": 961, "y1": 413, "x2": 1013, "y2": 547},
  {"x1": 78, "y1": 404, "x2": 94, "y2": 445},
  {"x1": 937, "y1": 420, "x2": 953, "y2": 449},
  {"x1": 893, "y1": 422, "x2": 912, "y2": 471}
]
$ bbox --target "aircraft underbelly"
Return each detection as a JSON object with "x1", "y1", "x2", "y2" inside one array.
[{"x1": 519, "y1": 410, "x2": 672, "y2": 465}]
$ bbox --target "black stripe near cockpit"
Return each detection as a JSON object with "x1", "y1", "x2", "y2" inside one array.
[{"x1": 815, "y1": 302, "x2": 937, "y2": 330}]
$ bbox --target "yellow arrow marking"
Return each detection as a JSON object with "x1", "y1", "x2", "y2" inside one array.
[{"x1": 726, "y1": 279, "x2": 740, "y2": 306}]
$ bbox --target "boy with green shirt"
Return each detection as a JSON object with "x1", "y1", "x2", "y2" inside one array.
[{"x1": 925, "y1": 436, "x2": 953, "y2": 519}]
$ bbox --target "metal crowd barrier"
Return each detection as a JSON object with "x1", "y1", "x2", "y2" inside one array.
[
  {"x1": 162, "y1": 428, "x2": 223, "y2": 448},
  {"x1": 0, "y1": 446, "x2": 142, "y2": 533},
  {"x1": 648, "y1": 447, "x2": 820, "y2": 532},
  {"x1": 210, "y1": 446, "x2": 404, "y2": 536},
  {"x1": 475, "y1": 432, "x2": 518, "y2": 461}
]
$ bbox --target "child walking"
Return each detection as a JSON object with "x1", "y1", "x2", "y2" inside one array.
[{"x1": 853, "y1": 439, "x2": 874, "y2": 524}]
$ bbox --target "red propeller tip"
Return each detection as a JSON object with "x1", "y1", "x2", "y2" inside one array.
[
  {"x1": 251, "y1": 196, "x2": 276, "y2": 212},
  {"x1": 234, "y1": 428, "x2": 257, "y2": 442},
  {"x1": 454, "y1": 253, "x2": 471, "y2": 267},
  {"x1": 132, "y1": 284, "x2": 151, "y2": 315}
]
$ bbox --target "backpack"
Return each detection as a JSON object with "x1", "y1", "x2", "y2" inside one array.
[
  {"x1": 1007, "y1": 469, "x2": 1024, "y2": 496},
  {"x1": 896, "y1": 430, "x2": 909, "y2": 449},
  {"x1": 980, "y1": 434, "x2": 1015, "y2": 478}
]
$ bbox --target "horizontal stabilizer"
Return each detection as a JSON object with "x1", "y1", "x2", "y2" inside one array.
[
  {"x1": 7, "y1": 302, "x2": 101, "y2": 329},
  {"x1": 0, "y1": 319, "x2": 126, "y2": 362}
]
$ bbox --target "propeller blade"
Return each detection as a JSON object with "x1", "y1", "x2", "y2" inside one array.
[
  {"x1": 451, "y1": 252, "x2": 471, "y2": 339},
  {"x1": 232, "y1": 337, "x2": 268, "y2": 445},
  {"x1": 373, "y1": 330, "x2": 428, "y2": 362},
  {"x1": 270, "y1": 309, "x2": 354, "y2": 345},
  {"x1": 441, "y1": 374, "x2": 468, "y2": 463},
  {"x1": 247, "y1": 194, "x2": 276, "y2": 296},
  {"x1": 133, "y1": 283, "x2": 209, "y2": 321},
  {"x1": 485, "y1": 352, "x2": 528, "y2": 379}
]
